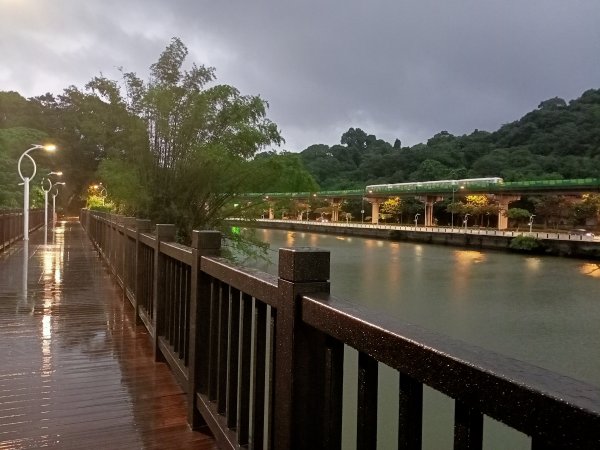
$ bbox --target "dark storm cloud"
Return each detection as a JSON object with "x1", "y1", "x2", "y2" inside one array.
[{"x1": 2, "y1": 0, "x2": 599, "y2": 150}]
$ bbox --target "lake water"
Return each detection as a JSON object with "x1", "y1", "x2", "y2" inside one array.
[{"x1": 245, "y1": 228, "x2": 600, "y2": 449}]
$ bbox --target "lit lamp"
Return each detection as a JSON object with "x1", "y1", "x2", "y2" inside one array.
[
  {"x1": 92, "y1": 183, "x2": 108, "y2": 204},
  {"x1": 52, "y1": 182, "x2": 66, "y2": 228},
  {"x1": 41, "y1": 172, "x2": 63, "y2": 238},
  {"x1": 17, "y1": 144, "x2": 57, "y2": 240}
]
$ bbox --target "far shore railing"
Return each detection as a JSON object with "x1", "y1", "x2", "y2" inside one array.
[
  {"x1": 81, "y1": 209, "x2": 600, "y2": 450},
  {"x1": 234, "y1": 218, "x2": 597, "y2": 242},
  {"x1": 0, "y1": 209, "x2": 44, "y2": 252}
]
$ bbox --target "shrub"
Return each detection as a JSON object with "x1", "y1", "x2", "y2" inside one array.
[{"x1": 509, "y1": 235, "x2": 542, "y2": 251}]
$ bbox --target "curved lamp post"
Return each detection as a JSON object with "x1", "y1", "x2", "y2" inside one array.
[
  {"x1": 450, "y1": 183, "x2": 465, "y2": 231},
  {"x1": 92, "y1": 183, "x2": 108, "y2": 205},
  {"x1": 17, "y1": 144, "x2": 57, "y2": 240},
  {"x1": 528, "y1": 214, "x2": 535, "y2": 234},
  {"x1": 463, "y1": 213, "x2": 471, "y2": 232},
  {"x1": 414, "y1": 213, "x2": 420, "y2": 228},
  {"x1": 52, "y1": 182, "x2": 66, "y2": 229},
  {"x1": 41, "y1": 172, "x2": 63, "y2": 239}
]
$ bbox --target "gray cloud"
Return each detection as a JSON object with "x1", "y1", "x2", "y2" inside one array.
[{"x1": 1, "y1": 0, "x2": 599, "y2": 151}]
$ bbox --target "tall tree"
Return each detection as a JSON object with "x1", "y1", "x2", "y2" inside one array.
[{"x1": 100, "y1": 38, "x2": 283, "y2": 239}]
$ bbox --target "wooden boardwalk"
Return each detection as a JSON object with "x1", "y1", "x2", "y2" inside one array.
[{"x1": 0, "y1": 220, "x2": 217, "y2": 449}]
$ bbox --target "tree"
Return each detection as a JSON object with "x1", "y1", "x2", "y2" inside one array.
[
  {"x1": 533, "y1": 196, "x2": 575, "y2": 229},
  {"x1": 506, "y1": 208, "x2": 532, "y2": 229},
  {"x1": 380, "y1": 197, "x2": 403, "y2": 222},
  {"x1": 573, "y1": 194, "x2": 600, "y2": 225},
  {"x1": 99, "y1": 37, "x2": 283, "y2": 241}
]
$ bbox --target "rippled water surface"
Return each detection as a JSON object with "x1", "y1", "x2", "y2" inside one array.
[{"x1": 247, "y1": 228, "x2": 600, "y2": 449}]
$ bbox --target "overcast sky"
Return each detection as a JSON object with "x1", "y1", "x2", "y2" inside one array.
[{"x1": 1, "y1": 0, "x2": 599, "y2": 151}]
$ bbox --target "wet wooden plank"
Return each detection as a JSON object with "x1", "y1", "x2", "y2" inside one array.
[{"x1": 0, "y1": 221, "x2": 217, "y2": 449}]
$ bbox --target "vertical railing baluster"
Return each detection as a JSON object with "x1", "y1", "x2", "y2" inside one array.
[
  {"x1": 252, "y1": 299, "x2": 267, "y2": 449},
  {"x1": 188, "y1": 230, "x2": 220, "y2": 428},
  {"x1": 135, "y1": 220, "x2": 152, "y2": 323},
  {"x1": 182, "y1": 265, "x2": 190, "y2": 361},
  {"x1": 357, "y1": 352, "x2": 378, "y2": 450},
  {"x1": 398, "y1": 373, "x2": 423, "y2": 450},
  {"x1": 217, "y1": 283, "x2": 230, "y2": 415},
  {"x1": 237, "y1": 292, "x2": 253, "y2": 446},
  {"x1": 153, "y1": 224, "x2": 176, "y2": 360},
  {"x1": 454, "y1": 400, "x2": 483, "y2": 450},
  {"x1": 227, "y1": 287, "x2": 241, "y2": 429},
  {"x1": 322, "y1": 336, "x2": 344, "y2": 450},
  {"x1": 208, "y1": 280, "x2": 220, "y2": 402}
]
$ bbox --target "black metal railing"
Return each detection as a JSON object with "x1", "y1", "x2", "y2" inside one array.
[{"x1": 80, "y1": 209, "x2": 600, "y2": 450}]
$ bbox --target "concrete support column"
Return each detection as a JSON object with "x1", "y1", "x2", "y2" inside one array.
[
  {"x1": 371, "y1": 201, "x2": 380, "y2": 224},
  {"x1": 418, "y1": 195, "x2": 443, "y2": 227},
  {"x1": 496, "y1": 195, "x2": 520, "y2": 230},
  {"x1": 330, "y1": 198, "x2": 341, "y2": 222},
  {"x1": 268, "y1": 202, "x2": 275, "y2": 220}
]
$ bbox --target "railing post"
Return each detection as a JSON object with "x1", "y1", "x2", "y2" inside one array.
[
  {"x1": 188, "y1": 230, "x2": 221, "y2": 428},
  {"x1": 122, "y1": 217, "x2": 136, "y2": 295},
  {"x1": 273, "y1": 247, "x2": 343, "y2": 450},
  {"x1": 153, "y1": 223, "x2": 176, "y2": 361},
  {"x1": 134, "y1": 219, "x2": 152, "y2": 323}
]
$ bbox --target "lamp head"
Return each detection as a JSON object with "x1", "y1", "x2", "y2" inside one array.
[{"x1": 44, "y1": 144, "x2": 57, "y2": 152}]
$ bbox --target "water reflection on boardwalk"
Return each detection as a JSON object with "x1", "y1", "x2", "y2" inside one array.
[{"x1": 0, "y1": 221, "x2": 216, "y2": 449}]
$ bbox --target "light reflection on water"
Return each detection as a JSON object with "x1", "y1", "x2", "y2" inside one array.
[{"x1": 249, "y1": 228, "x2": 600, "y2": 449}]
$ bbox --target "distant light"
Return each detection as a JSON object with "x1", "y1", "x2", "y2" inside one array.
[{"x1": 44, "y1": 144, "x2": 57, "y2": 152}]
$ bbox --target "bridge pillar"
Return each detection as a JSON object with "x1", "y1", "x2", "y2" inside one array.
[
  {"x1": 496, "y1": 195, "x2": 521, "y2": 230},
  {"x1": 268, "y1": 202, "x2": 275, "y2": 220},
  {"x1": 330, "y1": 198, "x2": 341, "y2": 222},
  {"x1": 417, "y1": 195, "x2": 443, "y2": 226},
  {"x1": 371, "y1": 200, "x2": 380, "y2": 224}
]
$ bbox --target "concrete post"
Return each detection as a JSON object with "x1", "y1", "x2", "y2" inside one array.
[
  {"x1": 371, "y1": 200, "x2": 380, "y2": 224},
  {"x1": 497, "y1": 195, "x2": 520, "y2": 230},
  {"x1": 273, "y1": 248, "x2": 342, "y2": 450}
]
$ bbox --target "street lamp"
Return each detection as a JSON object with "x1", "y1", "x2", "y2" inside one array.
[
  {"x1": 450, "y1": 183, "x2": 465, "y2": 231},
  {"x1": 361, "y1": 197, "x2": 366, "y2": 223},
  {"x1": 414, "y1": 213, "x2": 420, "y2": 228},
  {"x1": 41, "y1": 172, "x2": 63, "y2": 240},
  {"x1": 92, "y1": 183, "x2": 108, "y2": 205},
  {"x1": 52, "y1": 182, "x2": 66, "y2": 229},
  {"x1": 528, "y1": 214, "x2": 535, "y2": 233},
  {"x1": 463, "y1": 213, "x2": 471, "y2": 232},
  {"x1": 17, "y1": 144, "x2": 57, "y2": 240}
]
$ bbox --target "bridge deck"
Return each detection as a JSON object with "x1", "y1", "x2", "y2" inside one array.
[{"x1": 0, "y1": 220, "x2": 216, "y2": 449}]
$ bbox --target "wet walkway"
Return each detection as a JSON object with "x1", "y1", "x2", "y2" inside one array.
[{"x1": 0, "y1": 220, "x2": 217, "y2": 449}]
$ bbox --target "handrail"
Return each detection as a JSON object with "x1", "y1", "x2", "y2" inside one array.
[
  {"x1": 80, "y1": 208, "x2": 600, "y2": 449},
  {"x1": 0, "y1": 209, "x2": 45, "y2": 252}
]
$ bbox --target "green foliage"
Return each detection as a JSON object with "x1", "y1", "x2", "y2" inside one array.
[
  {"x1": 509, "y1": 235, "x2": 543, "y2": 251},
  {"x1": 244, "y1": 151, "x2": 319, "y2": 193},
  {"x1": 0, "y1": 127, "x2": 53, "y2": 208},
  {"x1": 91, "y1": 37, "x2": 283, "y2": 243},
  {"x1": 506, "y1": 208, "x2": 532, "y2": 228},
  {"x1": 298, "y1": 89, "x2": 600, "y2": 190},
  {"x1": 506, "y1": 208, "x2": 532, "y2": 220}
]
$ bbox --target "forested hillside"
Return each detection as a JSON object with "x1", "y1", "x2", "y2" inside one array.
[{"x1": 299, "y1": 89, "x2": 600, "y2": 190}]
